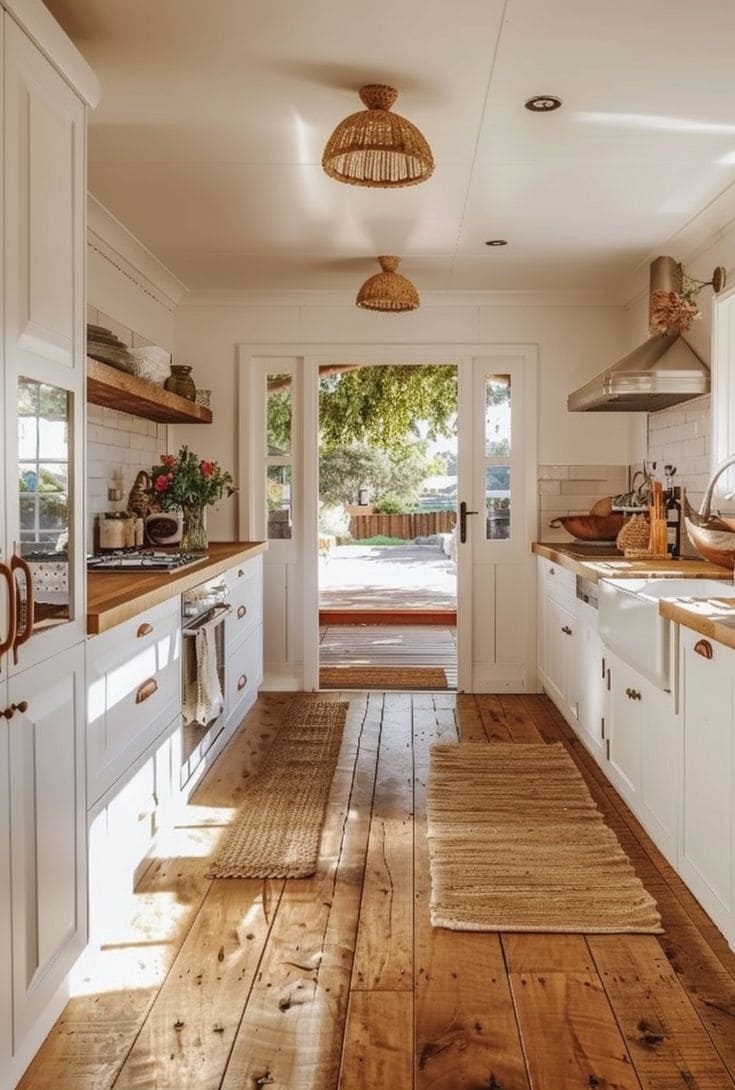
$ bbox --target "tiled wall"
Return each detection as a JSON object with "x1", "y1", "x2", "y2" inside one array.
[
  {"x1": 646, "y1": 395, "x2": 712, "y2": 513},
  {"x1": 538, "y1": 464, "x2": 629, "y2": 542},
  {"x1": 86, "y1": 306, "x2": 169, "y2": 547}
]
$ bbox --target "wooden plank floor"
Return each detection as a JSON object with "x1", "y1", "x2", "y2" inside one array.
[{"x1": 18, "y1": 693, "x2": 735, "y2": 1090}]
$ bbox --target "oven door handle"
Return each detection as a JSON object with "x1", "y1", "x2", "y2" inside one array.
[{"x1": 183, "y1": 602, "x2": 231, "y2": 635}]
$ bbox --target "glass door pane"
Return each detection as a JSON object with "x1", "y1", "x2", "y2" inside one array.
[
  {"x1": 484, "y1": 374, "x2": 511, "y2": 540},
  {"x1": 17, "y1": 377, "x2": 72, "y2": 633}
]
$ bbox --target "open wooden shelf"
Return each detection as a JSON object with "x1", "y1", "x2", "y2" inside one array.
[{"x1": 86, "y1": 357, "x2": 213, "y2": 424}]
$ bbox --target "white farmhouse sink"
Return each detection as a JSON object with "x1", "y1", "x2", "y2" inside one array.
[{"x1": 598, "y1": 577, "x2": 732, "y2": 690}]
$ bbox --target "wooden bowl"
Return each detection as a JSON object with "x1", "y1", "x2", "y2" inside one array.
[
  {"x1": 684, "y1": 508, "x2": 735, "y2": 570},
  {"x1": 549, "y1": 514, "x2": 628, "y2": 541}
]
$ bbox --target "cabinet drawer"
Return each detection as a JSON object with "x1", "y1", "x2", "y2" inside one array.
[
  {"x1": 545, "y1": 561, "x2": 576, "y2": 609},
  {"x1": 222, "y1": 553, "x2": 263, "y2": 595},
  {"x1": 225, "y1": 569, "x2": 263, "y2": 649},
  {"x1": 226, "y1": 623, "x2": 263, "y2": 725},
  {"x1": 86, "y1": 599, "x2": 182, "y2": 807}
]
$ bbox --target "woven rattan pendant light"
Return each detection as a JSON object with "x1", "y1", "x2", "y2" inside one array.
[
  {"x1": 322, "y1": 85, "x2": 434, "y2": 188},
  {"x1": 356, "y1": 256, "x2": 420, "y2": 312}
]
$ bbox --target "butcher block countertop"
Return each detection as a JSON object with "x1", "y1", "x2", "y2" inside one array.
[
  {"x1": 533, "y1": 541, "x2": 729, "y2": 582},
  {"x1": 659, "y1": 596, "x2": 735, "y2": 651},
  {"x1": 534, "y1": 541, "x2": 735, "y2": 648},
  {"x1": 87, "y1": 541, "x2": 267, "y2": 635}
]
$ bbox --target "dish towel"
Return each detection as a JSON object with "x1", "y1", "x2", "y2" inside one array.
[{"x1": 183, "y1": 621, "x2": 224, "y2": 725}]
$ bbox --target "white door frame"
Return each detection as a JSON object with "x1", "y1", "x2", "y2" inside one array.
[{"x1": 239, "y1": 341, "x2": 537, "y2": 692}]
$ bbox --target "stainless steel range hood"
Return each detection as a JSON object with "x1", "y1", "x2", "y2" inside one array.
[{"x1": 568, "y1": 256, "x2": 711, "y2": 412}]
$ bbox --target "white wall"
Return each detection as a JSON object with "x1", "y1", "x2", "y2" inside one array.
[
  {"x1": 174, "y1": 292, "x2": 632, "y2": 543},
  {"x1": 85, "y1": 199, "x2": 187, "y2": 544},
  {"x1": 624, "y1": 227, "x2": 735, "y2": 508}
]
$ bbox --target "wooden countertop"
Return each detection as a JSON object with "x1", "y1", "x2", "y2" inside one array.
[
  {"x1": 87, "y1": 541, "x2": 267, "y2": 634},
  {"x1": 659, "y1": 596, "x2": 735, "y2": 651},
  {"x1": 532, "y1": 542, "x2": 729, "y2": 582},
  {"x1": 534, "y1": 541, "x2": 735, "y2": 648}
]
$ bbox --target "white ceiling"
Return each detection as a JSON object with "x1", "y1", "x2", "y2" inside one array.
[{"x1": 45, "y1": 0, "x2": 735, "y2": 294}]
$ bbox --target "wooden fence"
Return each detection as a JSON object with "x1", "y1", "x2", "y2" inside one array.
[{"x1": 349, "y1": 510, "x2": 456, "y2": 540}]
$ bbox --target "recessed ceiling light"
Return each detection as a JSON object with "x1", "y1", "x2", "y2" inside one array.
[
  {"x1": 525, "y1": 95, "x2": 562, "y2": 112},
  {"x1": 485, "y1": 239, "x2": 508, "y2": 247}
]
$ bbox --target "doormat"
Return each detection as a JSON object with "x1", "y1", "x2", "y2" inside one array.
[
  {"x1": 320, "y1": 665, "x2": 448, "y2": 690},
  {"x1": 427, "y1": 742, "x2": 663, "y2": 933},
  {"x1": 206, "y1": 700, "x2": 347, "y2": 879}
]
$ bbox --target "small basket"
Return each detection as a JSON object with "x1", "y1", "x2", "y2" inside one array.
[{"x1": 616, "y1": 513, "x2": 651, "y2": 555}]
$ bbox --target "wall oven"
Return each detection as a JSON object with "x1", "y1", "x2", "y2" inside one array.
[{"x1": 180, "y1": 576, "x2": 230, "y2": 788}]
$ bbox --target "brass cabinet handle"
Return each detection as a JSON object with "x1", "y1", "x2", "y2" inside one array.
[
  {"x1": 1, "y1": 700, "x2": 27, "y2": 718},
  {"x1": 137, "y1": 622, "x2": 153, "y2": 638},
  {"x1": 135, "y1": 678, "x2": 158, "y2": 704},
  {"x1": 237, "y1": 605, "x2": 247, "y2": 619},
  {"x1": 0, "y1": 562, "x2": 16, "y2": 658},
  {"x1": 11, "y1": 554, "x2": 34, "y2": 659},
  {"x1": 561, "y1": 625, "x2": 572, "y2": 636},
  {"x1": 626, "y1": 687, "x2": 642, "y2": 701},
  {"x1": 694, "y1": 639, "x2": 714, "y2": 659},
  {"x1": 237, "y1": 674, "x2": 247, "y2": 691}
]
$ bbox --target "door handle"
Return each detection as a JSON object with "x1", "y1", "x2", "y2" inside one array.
[
  {"x1": 10, "y1": 554, "x2": 34, "y2": 663},
  {"x1": 459, "y1": 501, "x2": 478, "y2": 544},
  {"x1": 561, "y1": 625, "x2": 573, "y2": 636},
  {"x1": 0, "y1": 562, "x2": 16, "y2": 658}
]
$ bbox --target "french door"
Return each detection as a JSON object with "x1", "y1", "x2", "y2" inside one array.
[
  {"x1": 239, "y1": 344, "x2": 537, "y2": 693},
  {"x1": 455, "y1": 351, "x2": 538, "y2": 691}
]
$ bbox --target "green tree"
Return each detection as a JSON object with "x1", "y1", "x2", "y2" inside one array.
[
  {"x1": 318, "y1": 365, "x2": 457, "y2": 453},
  {"x1": 319, "y1": 441, "x2": 434, "y2": 509}
]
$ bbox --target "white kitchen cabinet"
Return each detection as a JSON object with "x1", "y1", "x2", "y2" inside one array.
[
  {"x1": 86, "y1": 598, "x2": 182, "y2": 808},
  {"x1": 224, "y1": 553, "x2": 264, "y2": 733},
  {"x1": 7, "y1": 644, "x2": 86, "y2": 1052},
  {"x1": 679, "y1": 629, "x2": 734, "y2": 945},
  {"x1": 574, "y1": 600, "x2": 605, "y2": 764},
  {"x1": 0, "y1": 6, "x2": 98, "y2": 1088},
  {"x1": 603, "y1": 648, "x2": 679, "y2": 866},
  {"x1": 537, "y1": 557, "x2": 577, "y2": 720}
]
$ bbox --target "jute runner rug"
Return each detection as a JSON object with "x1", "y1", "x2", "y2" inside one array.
[
  {"x1": 320, "y1": 665, "x2": 448, "y2": 690},
  {"x1": 427, "y1": 741, "x2": 663, "y2": 933},
  {"x1": 206, "y1": 700, "x2": 348, "y2": 879}
]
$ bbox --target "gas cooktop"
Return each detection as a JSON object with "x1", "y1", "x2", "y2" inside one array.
[{"x1": 87, "y1": 550, "x2": 205, "y2": 572}]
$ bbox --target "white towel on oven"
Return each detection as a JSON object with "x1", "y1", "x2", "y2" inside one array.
[{"x1": 183, "y1": 623, "x2": 224, "y2": 725}]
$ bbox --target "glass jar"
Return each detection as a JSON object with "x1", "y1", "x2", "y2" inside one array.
[{"x1": 164, "y1": 364, "x2": 196, "y2": 400}]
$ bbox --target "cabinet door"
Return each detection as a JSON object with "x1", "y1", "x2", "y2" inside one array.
[
  {"x1": 4, "y1": 18, "x2": 84, "y2": 375},
  {"x1": 574, "y1": 608, "x2": 605, "y2": 763},
  {"x1": 0, "y1": 691, "x2": 11, "y2": 1087},
  {"x1": 680, "y1": 631, "x2": 734, "y2": 939},
  {"x1": 3, "y1": 18, "x2": 86, "y2": 672},
  {"x1": 605, "y1": 651, "x2": 643, "y2": 806},
  {"x1": 8, "y1": 644, "x2": 86, "y2": 1048},
  {"x1": 545, "y1": 596, "x2": 575, "y2": 714}
]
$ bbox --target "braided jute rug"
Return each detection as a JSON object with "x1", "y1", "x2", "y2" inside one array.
[
  {"x1": 427, "y1": 742, "x2": 663, "y2": 934},
  {"x1": 206, "y1": 700, "x2": 348, "y2": 879},
  {"x1": 320, "y1": 665, "x2": 447, "y2": 690}
]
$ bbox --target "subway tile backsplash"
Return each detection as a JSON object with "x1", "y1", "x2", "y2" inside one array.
[
  {"x1": 646, "y1": 394, "x2": 711, "y2": 512},
  {"x1": 86, "y1": 307, "x2": 168, "y2": 549},
  {"x1": 538, "y1": 464, "x2": 628, "y2": 542}
]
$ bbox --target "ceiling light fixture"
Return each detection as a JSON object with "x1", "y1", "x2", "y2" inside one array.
[
  {"x1": 525, "y1": 94, "x2": 562, "y2": 112},
  {"x1": 485, "y1": 239, "x2": 508, "y2": 246},
  {"x1": 322, "y1": 85, "x2": 434, "y2": 188},
  {"x1": 356, "y1": 256, "x2": 420, "y2": 312}
]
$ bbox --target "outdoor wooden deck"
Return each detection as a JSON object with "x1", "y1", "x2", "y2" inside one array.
[
  {"x1": 320, "y1": 624, "x2": 458, "y2": 688},
  {"x1": 19, "y1": 692, "x2": 735, "y2": 1090}
]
